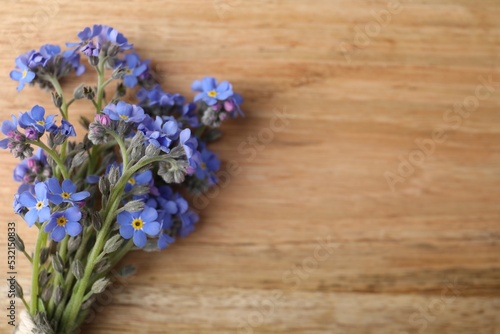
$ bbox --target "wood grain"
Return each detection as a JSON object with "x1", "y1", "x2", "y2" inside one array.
[{"x1": 0, "y1": 0, "x2": 499, "y2": 333}]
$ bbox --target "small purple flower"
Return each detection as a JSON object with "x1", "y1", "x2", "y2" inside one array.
[
  {"x1": 83, "y1": 40, "x2": 101, "y2": 57},
  {"x1": 122, "y1": 53, "x2": 148, "y2": 88},
  {"x1": 18, "y1": 182, "x2": 51, "y2": 227},
  {"x1": 0, "y1": 116, "x2": 19, "y2": 149},
  {"x1": 18, "y1": 105, "x2": 56, "y2": 134},
  {"x1": 100, "y1": 26, "x2": 133, "y2": 50},
  {"x1": 44, "y1": 207, "x2": 82, "y2": 242},
  {"x1": 67, "y1": 25, "x2": 103, "y2": 53},
  {"x1": 58, "y1": 120, "x2": 76, "y2": 137},
  {"x1": 46, "y1": 178, "x2": 90, "y2": 205},
  {"x1": 102, "y1": 101, "x2": 146, "y2": 123},
  {"x1": 10, "y1": 57, "x2": 35, "y2": 92},
  {"x1": 192, "y1": 77, "x2": 233, "y2": 106},
  {"x1": 138, "y1": 116, "x2": 179, "y2": 153},
  {"x1": 39, "y1": 44, "x2": 61, "y2": 64},
  {"x1": 24, "y1": 127, "x2": 39, "y2": 140},
  {"x1": 117, "y1": 206, "x2": 161, "y2": 248}
]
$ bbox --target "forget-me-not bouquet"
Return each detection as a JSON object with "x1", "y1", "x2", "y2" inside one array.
[{"x1": 3, "y1": 25, "x2": 243, "y2": 334}]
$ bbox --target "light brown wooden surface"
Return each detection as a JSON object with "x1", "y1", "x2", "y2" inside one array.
[{"x1": 0, "y1": 0, "x2": 499, "y2": 333}]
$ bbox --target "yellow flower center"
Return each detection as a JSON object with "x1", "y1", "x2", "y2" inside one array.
[
  {"x1": 57, "y1": 216, "x2": 67, "y2": 226},
  {"x1": 201, "y1": 162, "x2": 207, "y2": 170},
  {"x1": 61, "y1": 192, "x2": 71, "y2": 199},
  {"x1": 22, "y1": 70, "x2": 28, "y2": 78},
  {"x1": 35, "y1": 201, "x2": 44, "y2": 210},
  {"x1": 128, "y1": 178, "x2": 136, "y2": 185},
  {"x1": 207, "y1": 90, "x2": 217, "y2": 98},
  {"x1": 36, "y1": 120, "x2": 45, "y2": 126},
  {"x1": 120, "y1": 115, "x2": 129, "y2": 120},
  {"x1": 132, "y1": 218, "x2": 143, "y2": 230}
]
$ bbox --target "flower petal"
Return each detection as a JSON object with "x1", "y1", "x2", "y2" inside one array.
[
  {"x1": 191, "y1": 80, "x2": 202, "y2": 92},
  {"x1": 44, "y1": 219, "x2": 57, "y2": 232},
  {"x1": 123, "y1": 75, "x2": 138, "y2": 88},
  {"x1": 47, "y1": 194, "x2": 63, "y2": 205},
  {"x1": 70, "y1": 191, "x2": 90, "y2": 201},
  {"x1": 31, "y1": 105, "x2": 45, "y2": 121},
  {"x1": 19, "y1": 191, "x2": 36, "y2": 208},
  {"x1": 134, "y1": 170, "x2": 152, "y2": 185},
  {"x1": 65, "y1": 221, "x2": 82, "y2": 237},
  {"x1": 201, "y1": 77, "x2": 216, "y2": 92},
  {"x1": 38, "y1": 207, "x2": 51, "y2": 222},
  {"x1": 142, "y1": 221, "x2": 160, "y2": 236},
  {"x1": 24, "y1": 209, "x2": 38, "y2": 227},
  {"x1": 34, "y1": 182, "x2": 47, "y2": 200},
  {"x1": 62, "y1": 179, "x2": 77, "y2": 194},
  {"x1": 64, "y1": 207, "x2": 82, "y2": 221},
  {"x1": 140, "y1": 207, "x2": 158, "y2": 223},
  {"x1": 133, "y1": 230, "x2": 147, "y2": 248},
  {"x1": 10, "y1": 71, "x2": 22, "y2": 81},
  {"x1": 51, "y1": 226, "x2": 66, "y2": 242},
  {"x1": 46, "y1": 177, "x2": 62, "y2": 194},
  {"x1": 117, "y1": 211, "x2": 132, "y2": 225},
  {"x1": 119, "y1": 225, "x2": 134, "y2": 239}
]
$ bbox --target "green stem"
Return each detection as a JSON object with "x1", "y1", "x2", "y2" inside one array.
[
  {"x1": 108, "y1": 131, "x2": 128, "y2": 169},
  {"x1": 28, "y1": 140, "x2": 70, "y2": 179},
  {"x1": 95, "y1": 55, "x2": 107, "y2": 112},
  {"x1": 30, "y1": 225, "x2": 48, "y2": 316},
  {"x1": 47, "y1": 76, "x2": 69, "y2": 120},
  {"x1": 60, "y1": 155, "x2": 169, "y2": 332},
  {"x1": 47, "y1": 236, "x2": 68, "y2": 317},
  {"x1": 54, "y1": 227, "x2": 92, "y2": 326}
]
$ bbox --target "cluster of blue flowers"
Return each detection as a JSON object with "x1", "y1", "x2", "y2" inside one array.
[
  {"x1": 10, "y1": 44, "x2": 85, "y2": 91},
  {"x1": 2, "y1": 24, "x2": 247, "y2": 333},
  {"x1": 4, "y1": 24, "x2": 244, "y2": 252},
  {"x1": 18, "y1": 178, "x2": 89, "y2": 242}
]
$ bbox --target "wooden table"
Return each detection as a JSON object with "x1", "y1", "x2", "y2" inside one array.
[{"x1": 0, "y1": 1, "x2": 499, "y2": 333}]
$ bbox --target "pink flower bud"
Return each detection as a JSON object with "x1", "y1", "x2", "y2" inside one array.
[
  {"x1": 27, "y1": 159, "x2": 36, "y2": 169},
  {"x1": 95, "y1": 114, "x2": 111, "y2": 126},
  {"x1": 224, "y1": 100, "x2": 235, "y2": 112}
]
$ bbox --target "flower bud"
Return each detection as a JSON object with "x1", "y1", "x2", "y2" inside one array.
[
  {"x1": 72, "y1": 259, "x2": 84, "y2": 280},
  {"x1": 91, "y1": 278, "x2": 111, "y2": 294},
  {"x1": 95, "y1": 114, "x2": 111, "y2": 127},
  {"x1": 224, "y1": 99, "x2": 235, "y2": 112},
  {"x1": 52, "y1": 91, "x2": 63, "y2": 108},
  {"x1": 89, "y1": 56, "x2": 99, "y2": 66},
  {"x1": 14, "y1": 281, "x2": 23, "y2": 298},
  {"x1": 14, "y1": 233, "x2": 25, "y2": 252},
  {"x1": 25, "y1": 127, "x2": 39, "y2": 140},
  {"x1": 53, "y1": 286, "x2": 63, "y2": 304},
  {"x1": 41, "y1": 284, "x2": 52, "y2": 302},
  {"x1": 52, "y1": 253, "x2": 64, "y2": 274},
  {"x1": 73, "y1": 84, "x2": 85, "y2": 100},
  {"x1": 68, "y1": 235, "x2": 81, "y2": 253},
  {"x1": 83, "y1": 86, "x2": 96, "y2": 100}
]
